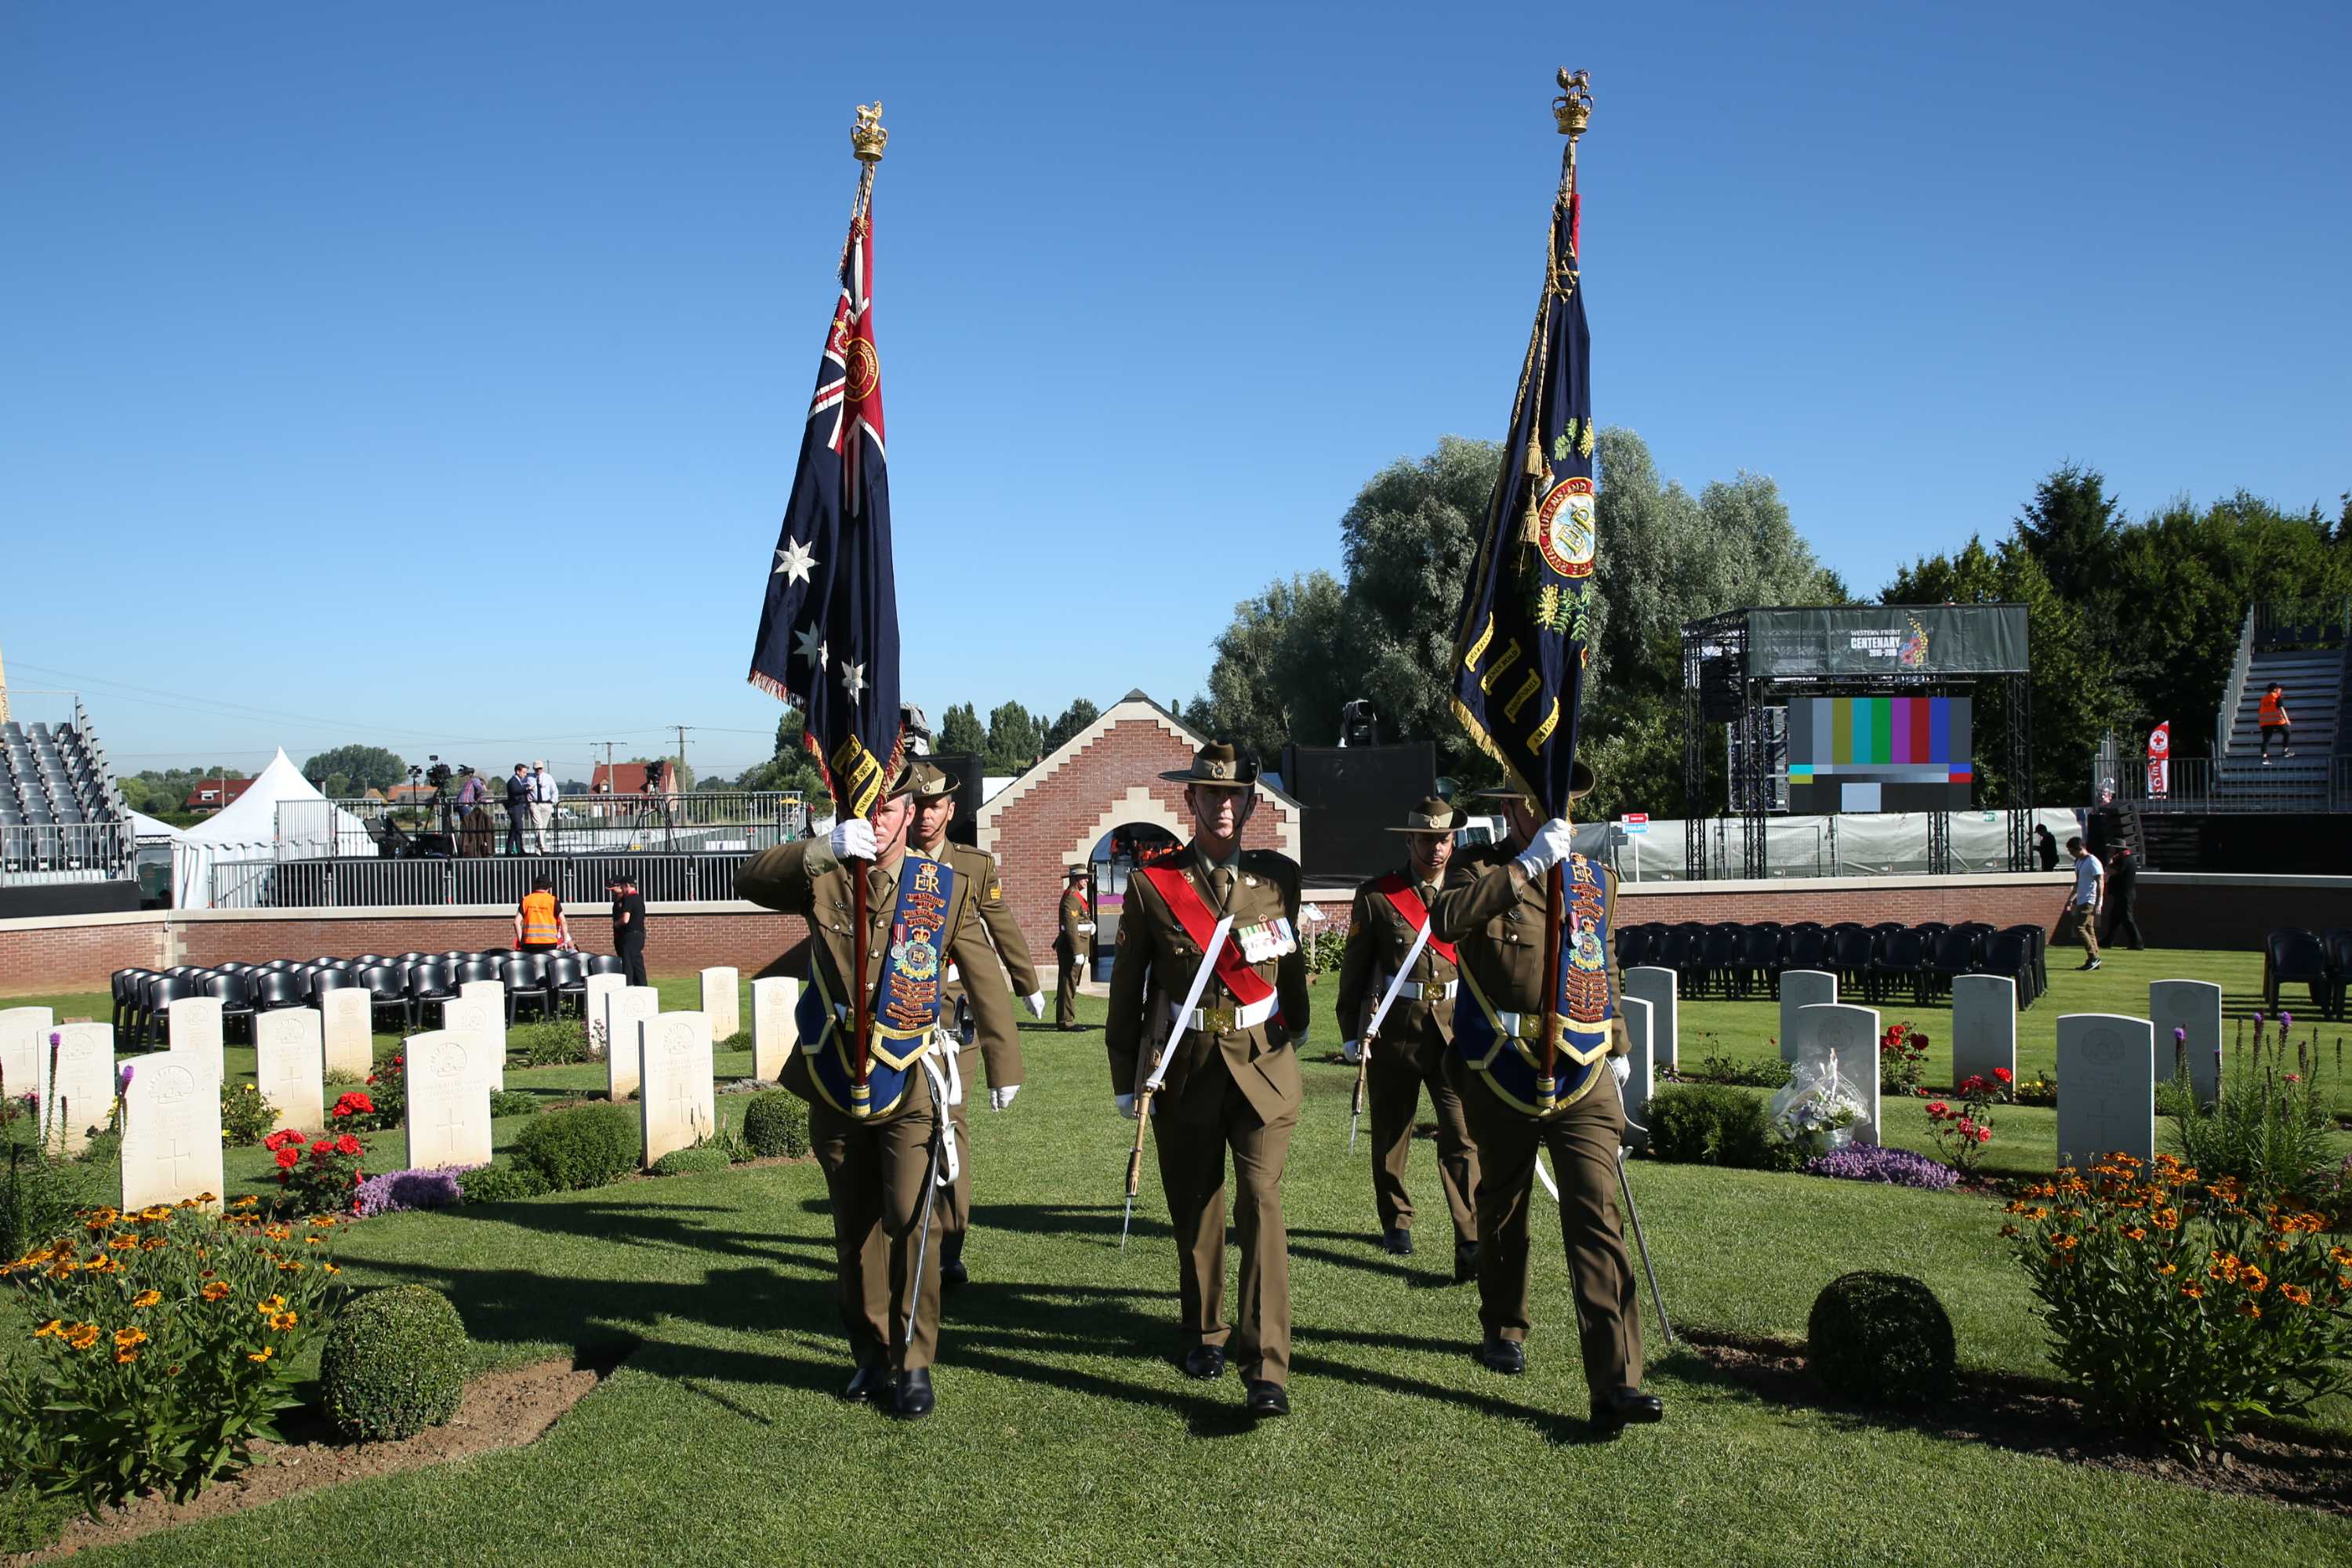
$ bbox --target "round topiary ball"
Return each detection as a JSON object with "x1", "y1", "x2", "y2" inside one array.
[
  {"x1": 742, "y1": 1091, "x2": 811, "y2": 1159},
  {"x1": 321, "y1": 1284, "x2": 469, "y2": 1441},
  {"x1": 1806, "y1": 1270, "x2": 1955, "y2": 1406}
]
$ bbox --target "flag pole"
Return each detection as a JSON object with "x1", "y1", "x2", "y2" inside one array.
[{"x1": 843, "y1": 102, "x2": 888, "y2": 1117}]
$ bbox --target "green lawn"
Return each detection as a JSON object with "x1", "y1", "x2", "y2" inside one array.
[{"x1": 8, "y1": 965, "x2": 2352, "y2": 1564}]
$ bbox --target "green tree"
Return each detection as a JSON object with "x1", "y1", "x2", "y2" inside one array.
[
  {"x1": 985, "y1": 702, "x2": 1044, "y2": 773},
  {"x1": 2013, "y1": 463, "x2": 2125, "y2": 608},
  {"x1": 737, "y1": 711, "x2": 830, "y2": 800},
  {"x1": 300, "y1": 745, "x2": 408, "y2": 793},
  {"x1": 1042, "y1": 698, "x2": 1101, "y2": 754},
  {"x1": 1192, "y1": 572, "x2": 1348, "y2": 761},
  {"x1": 936, "y1": 702, "x2": 987, "y2": 759}
]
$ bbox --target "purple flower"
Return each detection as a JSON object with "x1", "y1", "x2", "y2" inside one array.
[
  {"x1": 352, "y1": 1165, "x2": 478, "y2": 1218},
  {"x1": 117, "y1": 1062, "x2": 136, "y2": 1093},
  {"x1": 1803, "y1": 1145, "x2": 1960, "y2": 1191},
  {"x1": 2173, "y1": 1028, "x2": 2187, "y2": 1044},
  {"x1": 2281, "y1": 1011, "x2": 2294, "y2": 1030}
]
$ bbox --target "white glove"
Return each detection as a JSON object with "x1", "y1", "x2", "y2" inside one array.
[
  {"x1": 990, "y1": 1084, "x2": 1020, "y2": 1112},
  {"x1": 1025, "y1": 991, "x2": 1046, "y2": 1019},
  {"x1": 1077, "y1": 921, "x2": 1097, "y2": 934},
  {"x1": 1116, "y1": 1093, "x2": 1138, "y2": 1119},
  {"x1": 829, "y1": 817, "x2": 877, "y2": 862},
  {"x1": 1341, "y1": 1040, "x2": 1362, "y2": 1065},
  {"x1": 1610, "y1": 1055, "x2": 1632, "y2": 1087},
  {"x1": 1512, "y1": 817, "x2": 1574, "y2": 880}
]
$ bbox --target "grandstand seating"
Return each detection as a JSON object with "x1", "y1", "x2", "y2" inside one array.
[
  {"x1": 1, "y1": 717, "x2": 129, "y2": 877},
  {"x1": 2216, "y1": 647, "x2": 2344, "y2": 807}
]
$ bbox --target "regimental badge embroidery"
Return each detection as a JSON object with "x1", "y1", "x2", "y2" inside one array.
[
  {"x1": 1536, "y1": 477, "x2": 1597, "y2": 579},
  {"x1": 879, "y1": 858, "x2": 953, "y2": 1035}
]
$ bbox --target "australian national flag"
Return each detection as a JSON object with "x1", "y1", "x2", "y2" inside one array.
[
  {"x1": 748, "y1": 197, "x2": 904, "y2": 818},
  {"x1": 1450, "y1": 175, "x2": 1595, "y2": 818}
]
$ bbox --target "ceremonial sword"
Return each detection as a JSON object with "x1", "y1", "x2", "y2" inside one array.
[
  {"x1": 1121, "y1": 914, "x2": 1233, "y2": 1249},
  {"x1": 1349, "y1": 921, "x2": 1432, "y2": 1152}
]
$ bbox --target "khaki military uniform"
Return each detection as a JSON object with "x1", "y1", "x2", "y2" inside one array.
[
  {"x1": 735, "y1": 837, "x2": 1021, "y2": 1373},
  {"x1": 1431, "y1": 844, "x2": 1640, "y2": 1394},
  {"x1": 930, "y1": 839, "x2": 1040, "y2": 1270},
  {"x1": 1337, "y1": 867, "x2": 1479, "y2": 1246},
  {"x1": 1054, "y1": 882, "x2": 1092, "y2": 1027},
  {"x1": 1105, "y1": 843, "x2": 1311, "y2": 1386}
]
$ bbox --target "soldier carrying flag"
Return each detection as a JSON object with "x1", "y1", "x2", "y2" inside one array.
[{"x1": 1432, "y1": 70, "x2": 1664, "y2": 1436}]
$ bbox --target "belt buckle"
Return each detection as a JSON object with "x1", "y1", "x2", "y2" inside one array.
[{"x1": 1202, "y1": 1005, "x2": 1236, "y2": 1035}]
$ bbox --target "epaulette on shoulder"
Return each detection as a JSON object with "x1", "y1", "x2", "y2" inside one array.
[{"x1": 1241, "y1": 848, "x2": 1301, "y2": 886}]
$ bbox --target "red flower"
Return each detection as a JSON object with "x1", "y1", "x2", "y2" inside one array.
[
  {"x1": 335, "y1": 1134, "x2": 361, "y2": 1156},
  {"x1": 263, "y1": 1129, "x2": 305, "y2": 1152},
  {"x1": 274, "y1": 1149, "x2": 299, "y2": 1170},
  {"x1": 331, "y1": 1092, "x2": 375, "y2": 1119},
  {"x1": 1925, "y1": 1101, "x2": 1951, "y2": 1120},
  {"x1": 1976, "y1": 1127, "x2": 1992, "y2": 1144},
  {"x1": 1993, "y1": 1067, "x2": 2013, "y2": 1083}
]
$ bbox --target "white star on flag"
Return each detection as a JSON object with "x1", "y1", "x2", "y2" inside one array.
[
  {"x1": 773, "y1": 538, "x2": 817, "y2": 584},
  {"x1": 793, "y1": 625, "x2": 826, "y2": 667},
  {"x1": 840, "y1": 662, "x2": 868, "y2": 700}
]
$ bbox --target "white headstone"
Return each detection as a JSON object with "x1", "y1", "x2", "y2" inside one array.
[
  {"x1": 700, "y1": 967, "x2": 741, "y2": 1042},
  {"x1": 319, "y1": 989, "x2": 373, "y2": 1080},
  {"x1": 641, "y1": 1011, "x2": 715, "y2": 1166},
  {"x1": 1950, "y1": 975, "x2": 2017, "y2": 1087},
  {"x1": 1622, "y1": 967, "x2": 1676, "y2": 1073},
  {"x1": 253, "y1": 1008, "x2": 325, "y2": 1134},
  {"x1": 452, "y1": 985, "x2": 507, "y2": 1090},
  {"x1": 751, "y1": 977, "x2": 799, "y2": 1082},
  {"x1": 37, "y1": 1022, "x2": 115, "y2": 1156},
  {"x1": 607, "y1": 985, "x2": 659, "y2": 1101},
  {"x1": 121, "y1": 1054, "x2": 224, "y2": 1211},
  {"x1": 166, "y1": 996, "x2": 228, "y2": 1082},
  {"x1": 1795, "y1": 1002, "x2": 1882, "y2": 1146},
  {"x1": 2149, "y1": 980, "x2": 2223, "y2": 1106},
  {"x1": 0, "y1": 1005, "x2": 54, "y2": 1105},
  {"x1": 404, "y1": 1029, "x2": 493, "y2": 1170},
  {"x1": 2056, "y1": 1013, "x2": 2157, "y2": 1166},
  {"x1": 584, "y1": 975, "x2": 625, "y2": 1059},
  {"x1": 1779, "y1": 971, "x2": 1837, "y2": 1064},
  {"x1": 1617, "y1": 995, "x2": 1654, "y2": 1151}
]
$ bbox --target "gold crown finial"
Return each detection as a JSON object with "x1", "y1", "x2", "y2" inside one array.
[
  {"x1": 1553, "y1": 68, "x2": 1592, "y2": 139},
  {"x1": 851, "y1": 102, "x2": 887, "y2": 164}
]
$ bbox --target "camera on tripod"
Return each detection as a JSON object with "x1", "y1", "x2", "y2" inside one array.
[{"x1": 426, "y1": 757, "x2": 454, "y2": 789}]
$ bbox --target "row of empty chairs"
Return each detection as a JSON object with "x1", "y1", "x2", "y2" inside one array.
[
  {"x1": 0, "y1": 720, "x2": 118, "y2": 828},
  {"x1": 2260, "y1": 928, "x2": 2352, "y2": 1018},
  {"x1": 112, "y1": 949, "x2": 627, "y2": 1049},
  {"x1": 1614, "y1": 920, "x2": 2049, "y2": 1008}
]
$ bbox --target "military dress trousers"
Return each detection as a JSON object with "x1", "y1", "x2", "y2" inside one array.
[
  {"x1": 932, "y1": 840, "x2": 1040, "y2": 1269},
  {"x1": 735, "y1": 839, "x2": 1022, "y2": 1372},
  {"x1": 1105, "y1": 844, "x2": 1311, "y2": 1386},
  {"x1": 1432, "y1": 846, "x2": 1642, "y2": 1395},
  {"x1": 1336, "y1": 867, "x2": 1480, "y2": 1244},
  {"x1": 1055, "y1": 887, "x2": 1091, "y2": 1027}
]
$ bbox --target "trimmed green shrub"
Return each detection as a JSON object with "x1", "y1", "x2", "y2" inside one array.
[
  {"x1": 1643, "y1": 1086, "x2": 1789, "y2": 1171},
  {"x1": 320, "y1": 1284, "x2": 469, "y2": 1442},
  {"x1": 650, "y1": 1147, "x2": 731, "y2": 1177},
  {"x1": 457, "y1": 1163, "x2": 551, "y2": 1204},
  {"x1": 488, "y1": 1090, "x2": 540, "y2": 1120},
  {"x1": 509, "y1": 1019, "x2": 593, "y2": 1069},
  {"x1": 512, "y1": 1103, "x2": 640, "y2": 1191},
  {"x1": 1806, "y1": 1271, "x2": 1955, "y2": 1406},
  {"x1": 717, "y1": 1029, "x2": 752, "y2": 1054},
  {"x1": 742, "y1": 1091, "x2": 811, "y2": 1159}
]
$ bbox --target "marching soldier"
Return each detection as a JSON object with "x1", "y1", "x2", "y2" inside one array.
[
  {"x1": 1337, "y1": 794, "x2": 1480, "y2": 1282},
  {"x1": 1055, "y1": 864, "x2": 1094, "y2": 1029},
  {"x1": 735, "y1": 761, "x2": 1022, "y2": 1421},
  {"x1": 1106, "y1": 741, "x2": 1310, "y2": 1418},
  {"x1": 1430, "y1": 762, "x2": 1663, "y2": 1436},
  {"x1": 905, "y1": 760, "x2": 1046, "y2": 1290}
]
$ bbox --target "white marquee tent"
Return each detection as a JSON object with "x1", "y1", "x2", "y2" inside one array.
[{"x1": 171, "y1": 749, "x2": 369, "y2": 908}]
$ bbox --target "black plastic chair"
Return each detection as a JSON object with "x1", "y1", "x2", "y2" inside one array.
[
  {"x1": 2265, "y1": 929, "x2": 2331, "y2": 1013},
  {"x1": 1825, "y1": 925, "x2": 1878, "y2": 1002},
  {"x1": 1613, "y1": 927, "x2": 1650, "y2": 971},
  {"x1": 111, "y1": 968, "x2": 153, "y2": 1034},
  {"x1": 252, "y1": 968, "x2": 310, "y2": 1016},
  {"x1": 500, "y1": 955, "x2": 553, "y2": 1022},
  {"x1": 1700, "y1": 925, "x2": 1741, "y2": 998},
  {"x1": 1981, "y1": 929, "x2": 2038, "y2": 1007},
  {"x1": 407, "y1": 961, "x2": 459, "y2": 1030},
  {"x1": 1733, "y1": 925, "x2": 1781, "y2": 996},
  {"x1": 1871, "y1": 928, "x2": 1929, "y2": 1007},
  {"x1": 544, "y1": 954, "x2": 589, "y2": 1018},
  {"x1": 458, "y1": 954, "x2": 506, "y2": 987},
  {"x1": 1656, "y1": 928, "x2": 1699, "y2": 992},
  {"x1": 584, "y1": 953, "x2": 626, "y2": 977},
  {"x1": 1995, "y1": 924, "x2": 2047, "y2": 1006},
  {"x1": 1779, "y1": 927, "x2": 1828, "y2": 978},
  {"x1": 358, "y1": 964, "x2": 411, "y2": 1029},
  {"x1": 139, "y1": 974, "x2": 206, "y2": 1049},
  {"x1": 1922, "y1": 927, "x2": 1982, "y2": 1000},
  {"x1": 202, "y1": 971, "x2": 257, "y2": 1042},
  {"x1": 309, "y1": 967, "x2": 361, "y2": 1005}
]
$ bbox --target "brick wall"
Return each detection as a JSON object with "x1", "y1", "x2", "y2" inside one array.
[{"x1": 0, "y1": 914, "x2": 169, "y2": 995}]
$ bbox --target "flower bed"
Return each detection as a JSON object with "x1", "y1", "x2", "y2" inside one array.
[{"x1": 1805, "y1": 1145, "x2": 1960, "y2": 1191}]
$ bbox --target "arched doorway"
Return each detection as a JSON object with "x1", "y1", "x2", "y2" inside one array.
[{"x1": 1086, "y1": 821, "x2": 1181, "y2": 980}]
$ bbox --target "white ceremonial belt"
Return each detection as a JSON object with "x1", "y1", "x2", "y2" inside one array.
[
  {"x1": 944, "y1": 963, "x2": 959, "y2": 984},
  {"x1": 1492, "y1": 1009, "x2": 1530, "y2": 1040},
  {"x1": 1167, "y1": 993, "x2": 1278, "y2": 1035},
  {"x1": 1376, "y1": 975, "x2": 1457, "y2": 1003}
]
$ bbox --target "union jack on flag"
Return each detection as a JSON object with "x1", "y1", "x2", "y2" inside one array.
[{"x1": 748, "y1": 196, "x2": 904, "y2": 818}]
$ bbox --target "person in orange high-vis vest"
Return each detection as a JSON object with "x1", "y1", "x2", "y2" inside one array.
[
  {"x1": 2258, "y1": 683, "x2": 2293, "y2": 763},
  {"x1": 514, "y1": 875, "x2": 570, "y2": 952}
]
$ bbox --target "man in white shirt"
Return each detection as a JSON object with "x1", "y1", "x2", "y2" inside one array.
[
  {"x1": 2059, "y1": 836, "x2": 2103, "y2": 972},
  {"x1": 530, "y1": 761, "x2": 559, "y2": 853}
]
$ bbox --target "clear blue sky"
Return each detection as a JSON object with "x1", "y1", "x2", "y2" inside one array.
[{"x1": 5, "y1": 2, "x2": 2346, "y2": 781}]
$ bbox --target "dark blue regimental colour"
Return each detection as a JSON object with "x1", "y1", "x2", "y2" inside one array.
[
  {"x1": 747, "y1": 195, "x2": 904, "y2": 818},
  {"x1": 1450, "y1": 177, "x2": 1595, "y2": 818}
]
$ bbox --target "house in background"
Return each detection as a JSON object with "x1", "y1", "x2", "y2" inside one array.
[
  {"x1": 590, "y1": 760, "x2": 678, "y2": 797},
  {"x1": 182, "y1": 777, "x2": 256, "y2": 812}
]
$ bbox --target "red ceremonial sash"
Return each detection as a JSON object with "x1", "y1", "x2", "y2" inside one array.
[
  {"x1": 1370, "y1": 874, "x2": 1457, "y2": 966},
  {"x1": 1139, "y1": 864, "x2": 1276, "y2": 1007}
]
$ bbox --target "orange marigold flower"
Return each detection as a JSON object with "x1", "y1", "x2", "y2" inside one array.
[
  {"x1": 2158, "y1": 1263, "x2": 2177, "y2": 1276},
  {"x1": 2182, "y1": 1283, "x2": 2205, "y2": 1298},
  {"x1": 278, "y1": 1261, "x2": 306, "y2": 1272},
  {"x1": 247, "y1": 1347, "x2": 273, "y2": 1363},
  {"x1": 268, "y1": 1311, "x2": 298, "y2": 1330},
  {"x1": 114, "y1": 1327, "x2": 147, "y2": 1349},
  {"x1": 33, "y1": 1319, "x2": 62, "y2": 1338},
  {"x1": 321, "y1": 1263, "x2": 340, "y2": 1275},
  {"x1": 2243, "y1": 1266, "x2": 2269, "y2": 1293},
  {"x1": 115, "y1": 1349, "x2": 138, "y2": 1364},
  {"x1": 2241, "y1": 1302, "x2": 2262, "y2": 1319},
  {"x1": 65, "y1": 1323, "x2": 101, "y2": 1350},
  {"x1": 140, "y1": 1236, "x2": 167, "y2": 1250},
  {"x1": 257, "y1": 1294, "x2": 286, "y2": 1314},
  {"x1": 2330, "y1": 1247, "x2": 2352, "y2": 1266},
  {"x1": 200, "y1": 1281, "x2": 230, "y2": 1301},
  {"x1": 107, "y1": 1234, "x2": 138, "y2": 1250},
  {"x1": 263, "y1": 1225, "x2": 292, "y2": 1241},
  {"x1": 83, "y1": 1254, "x2": 118, "y2": 1275},
  {"x1": 2280, "y1": 1283, "x2": 2313, "y2": 1306},
  {"x1": 130, "y1": 1290, "x2": 162, "y2": 1308},
  {"x1": 2122, "y1": 1226, "x2": 2148, "y2": 1242}
]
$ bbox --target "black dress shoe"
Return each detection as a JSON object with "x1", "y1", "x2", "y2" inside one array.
[
  {"x1": 1454, "y1": 1240, "x2": 1479, "y2": 1283},
  {"x1": 941, "y1": 1257, "x2": 969, "y2": 1291},
  {"x1": 1182, "y1": 1344, "x2": 1228, "y2": 1381},
  {"x1": 1245, "y1": 1380, "x2": 1290, "y2": 1417},
  {"x1": 890, "y1": 1367, "x2": 935, "y2": 1420},
  {"x1": 1479, "y1": 1336, "x2": 1526, "y2": 1376},
  {"x1": 1590, "y1": 1385, "x2": 1664, "y2": 1433},
  {"x1": 841, "y1": 1356, "x2": 889, "y2": 1403},
  {"x1": 1382, "y1": 1227, "x2": 1414, "y2": 1256}
]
